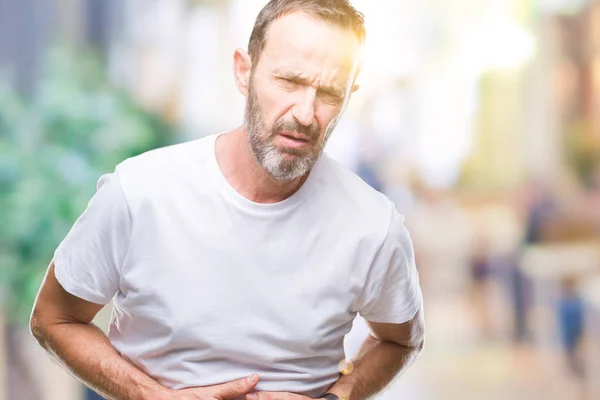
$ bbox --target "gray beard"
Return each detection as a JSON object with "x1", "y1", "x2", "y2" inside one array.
[{"x1": 244, "y1": 81, "x2": 338, "y2": 181}]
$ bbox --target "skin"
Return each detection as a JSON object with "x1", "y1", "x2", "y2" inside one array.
[
  {"x1": 222, "y1": 11, "x2": 360, "y2": 203},
  {"x1": 30, "y1": 11, "x2": 425, "y2": 400}
]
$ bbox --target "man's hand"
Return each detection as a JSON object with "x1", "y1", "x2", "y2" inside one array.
[
  {"x1": 169, "y1": 373, "x2": 260, "y2": 400},
  {"x1": 244, "y1": 392, "x2": 314, "y2": 400}
]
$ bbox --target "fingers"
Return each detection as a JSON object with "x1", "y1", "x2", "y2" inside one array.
[{"x1": 214, "y1": 373, "x2": 260, "y2": 399}]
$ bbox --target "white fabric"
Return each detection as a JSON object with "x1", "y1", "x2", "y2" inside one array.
[{"x1": 54, "y1": 133, "x2": 422, "y2": 398}]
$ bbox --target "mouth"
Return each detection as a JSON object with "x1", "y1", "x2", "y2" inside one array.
[{"x1": 277, "y1": 131, "x2": 311, "y2": 149}]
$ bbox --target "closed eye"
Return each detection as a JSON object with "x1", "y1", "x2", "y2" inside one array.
[
  {"x1": 277, "y1": 77, "x2": 300, "y2": 90},
  {"x1": 319, "y1": 89, "x2": 344, "y2": 104},
  {"x1": 275, "y1": 75, "x2": 344, "y2": 103}
]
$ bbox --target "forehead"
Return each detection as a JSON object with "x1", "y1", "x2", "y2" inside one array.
[{"x1": 258, "y1": 12, "x2": 361, "y2": 85}]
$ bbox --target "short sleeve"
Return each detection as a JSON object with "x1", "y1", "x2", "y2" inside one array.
[
  {"x1": 355, "y1": 210, "x2": 422, "y2": 324},
  {"x1": 53, "y1": 171, "x2": 131, "y2": 305}
]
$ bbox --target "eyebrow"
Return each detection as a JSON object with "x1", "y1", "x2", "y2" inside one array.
[{"x1": 274, "y1": 70, "x2": 346, "y2": 97}]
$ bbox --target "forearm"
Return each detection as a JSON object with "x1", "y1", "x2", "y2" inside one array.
[
  {"x1": 326, "y1": 334, "x2": 423, "y2": 400},
  {"x1": 31, "y1": 320, "x2": 170, "y2": 400}
]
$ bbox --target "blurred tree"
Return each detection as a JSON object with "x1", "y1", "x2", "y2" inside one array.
[{"x1": 0, "y1": 46, "x2": 174, "y2": 325}]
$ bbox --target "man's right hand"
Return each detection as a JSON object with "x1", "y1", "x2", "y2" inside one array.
[{"x1": 168, "y1": 373, "x2": 260, "y2": 400}]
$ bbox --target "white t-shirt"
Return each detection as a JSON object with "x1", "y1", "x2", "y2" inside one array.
[{"x1": 54, "y1": 133, "x2": 422, "y2": 398}]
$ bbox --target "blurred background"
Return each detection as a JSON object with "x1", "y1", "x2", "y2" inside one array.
[{"x1": 1, "y1": 0, "x2": 600, "y2": 399}]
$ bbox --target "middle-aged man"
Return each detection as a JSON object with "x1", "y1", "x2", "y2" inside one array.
[{"x1": 30, "y1": 1, "x2": 425, "y2": 399}]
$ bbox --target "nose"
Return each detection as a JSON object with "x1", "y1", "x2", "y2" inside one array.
[{"x1": 291, "y1": 87, "x2": 317, "y2": 127}]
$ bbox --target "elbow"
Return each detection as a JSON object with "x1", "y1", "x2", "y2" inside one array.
[
  {"x1": 405, "y1": 320, "x2": 425, "y2": 357},
  {"x1": 413, "y1": 327, "x2": 426, "y2": 357},
  {"x1": 414, "y1": 313, "x2": 426, "y2": 352},
  {"x1": 416, "y1": 321, "x2": 426, "y2": 351},
  {"x1": 402, "y1": 336, "x2": 424, "y2": 357},
  {"x1": 29, "y1": 310, "x2": 41, "y2": 340},
  {"x1": 415, "y1": 337, "x2": 425, "y2": 354},
  {"x1": 29, "y1": 309, "x2": 47, "y2": 348}
]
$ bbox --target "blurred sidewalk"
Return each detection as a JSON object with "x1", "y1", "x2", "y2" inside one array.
[{"x1": 376, "y1": 283, "x2": 586, "y2": 400}]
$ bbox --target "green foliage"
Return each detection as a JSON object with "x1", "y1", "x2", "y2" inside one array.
[{"x1": 0, "y1": 47, "x2": 173, "y2": 324}]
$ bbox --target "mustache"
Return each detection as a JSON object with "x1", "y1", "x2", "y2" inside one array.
[{"x1": 272, "y1": 119, "x2": 320, "y2": 139}]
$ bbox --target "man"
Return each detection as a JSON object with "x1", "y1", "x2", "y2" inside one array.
[{"x1": 30, "y1": 1, "x2": 425, "y2": 399}]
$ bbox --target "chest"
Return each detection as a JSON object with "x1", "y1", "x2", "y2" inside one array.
[{"x1": 117, "y1": 201, "x2": 374, "y2": 356}]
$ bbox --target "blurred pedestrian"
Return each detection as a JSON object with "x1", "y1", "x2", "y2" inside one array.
[{"x1": 557, "y1": 276, "x2": 584, "y2": 377}]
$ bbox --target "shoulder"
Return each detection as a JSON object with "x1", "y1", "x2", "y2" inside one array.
[
  {"x1": 117, "y1": 135, "x2": 212, "y2": 177},
  {"x1": 316, "y1": 154, "x2": 405, "y2": 241},
  {"x1": 318, "y1": 154, "x2": 399, "y2": 216},
  {"x1": 114, "y1": 134, "x2": 216, "y2": 204}
]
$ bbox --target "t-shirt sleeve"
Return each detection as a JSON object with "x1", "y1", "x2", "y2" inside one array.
[
  {"x1": 53, "y1": 171, "x2": 131, "y2": 305},
  {"x1": 355, "y1": 210, "x2": 422, "y2": 324}
]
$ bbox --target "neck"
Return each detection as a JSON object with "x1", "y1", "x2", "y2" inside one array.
[{"x1": 215, "y1": 127, "x2": 310, "y2": 204}]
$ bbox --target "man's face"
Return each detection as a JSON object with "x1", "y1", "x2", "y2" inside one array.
[{"x1": 244, "y1": 12, "x2": 361, "y2": 181}]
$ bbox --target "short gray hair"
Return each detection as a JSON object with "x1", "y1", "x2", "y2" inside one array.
[{"x1": 248, "y1": 0, "x2": 366, "y2": 64}]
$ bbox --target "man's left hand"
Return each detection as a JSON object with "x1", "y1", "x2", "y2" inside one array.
[{"x1": 245, "y1": 392, "x2": 315, "y2": 400}]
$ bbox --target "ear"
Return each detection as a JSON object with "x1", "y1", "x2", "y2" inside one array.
[{"x1": 233, "y1": 48, "x2": 253, "y2": 96}]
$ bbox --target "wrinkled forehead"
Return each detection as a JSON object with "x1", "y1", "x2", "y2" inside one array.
[{"x1": 257, "y1": 12, "x2": 361, "y2": 86}]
